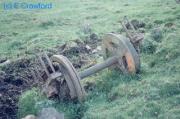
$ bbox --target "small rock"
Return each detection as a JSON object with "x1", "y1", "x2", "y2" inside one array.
[
  {"x1": 92, "y1": 49, "x2": 98, "y2": 54},
  {"x1": 92, "y1": 46, "x2": 101, "y2": 54},
  {"x1": 69, "y1": 41, "x2": 78, "y2": 48},
  {"x1": 85, "y1": 45, "x2": 92, "y2": 51},
  {"x1": 0, "y1": 59, "x2": 11, "y2": 66},
  {"x1": 38, "y1": 107, "x2": 64, "y2": 119},
  {"x1": 96, "y1": 46, "x2": 102, "y2": 51},
  {"x1": 22, "y1": 115, "x2": 36, "y2": 119},
  {"x1": 0, "y1": 57, "x2": 7, "y2": 63}
]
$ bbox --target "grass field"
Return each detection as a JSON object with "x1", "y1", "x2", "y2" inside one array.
[{"x1": 0, "y1": 0, "x2": 180, "y2": 119}]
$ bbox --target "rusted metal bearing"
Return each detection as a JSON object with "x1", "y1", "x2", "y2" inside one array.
[{"x1": 102, "y1": 33, "x2": 140, "y2": 73}]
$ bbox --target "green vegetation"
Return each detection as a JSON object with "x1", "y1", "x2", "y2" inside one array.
[
  {"x1": 18, "y1": 88, "x2": 45, "y2": 117},
  {"x1": 1, "y1": 0, "x2": 180, "y2": 118},
  {"x1": 18, "y1": 88, "x2": 87, "y2": 118}
]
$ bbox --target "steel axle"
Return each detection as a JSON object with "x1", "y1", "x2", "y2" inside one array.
[
  {"x1": 79, "y1": 56, "x2": 118, "y2": 79},
  {"x1": 36, "y1": 32, "x2": 141, "y2": 101}
]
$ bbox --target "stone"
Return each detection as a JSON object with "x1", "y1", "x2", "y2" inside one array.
[
  {"x1": 96, "y1": 46, "x2": 102, "y2": 51},
  {"x1": 21, "y1": 115, "x2": 36, "y2": 119},
  {"x1": 38, "y1": 107, "x2": 64, "y2": 119},
  {"x1": 92, "y1": 46, "x2": 101, "y2": 54},
  {"x1": 92, "y1": 49, "x2": 98, "y2": 54},
  {"x1": 0, "y1": 59, "x2": 10, "y2": 66},
  {"x1": 0, "y1": 57, "x2": 7, "y2": 63},
  {"x1": 85, "y1": 45, "x2": 92, "y2": 51}
]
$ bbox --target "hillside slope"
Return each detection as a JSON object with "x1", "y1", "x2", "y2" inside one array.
[{"x1": 0, "y1": 0, "x2": 179, "y2": 119}]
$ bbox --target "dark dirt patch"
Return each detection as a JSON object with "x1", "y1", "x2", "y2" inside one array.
[
  {"x1": 57, "y1": 33, "x2": 101, "y2": 68},
  {"x1": 0, "y1": 77, "x2": 21, "y2": 119},
  {"x1": 44, "y1": 33, "x2": 101, "y2": 99},
  {"x1": 0, "y1": 58, "x2": 43, "y2": 119},
  {"x1": 0, "y1": 33, "x2": 101, "y2": 119}
]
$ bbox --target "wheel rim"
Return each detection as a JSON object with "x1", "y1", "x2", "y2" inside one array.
[
  {"x1": 51, "y1": 55, "x2": 86, "y2": 101},
  {"x1": 102, "y1": 33, "x2": 140, "y2": 73}
]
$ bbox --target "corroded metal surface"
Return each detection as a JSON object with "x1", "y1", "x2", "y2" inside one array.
[
  {"x1": 51, "y1": 55, "x2": 86, "y2": 101},
  {"x1": 102, "y1": 33, "x2": 140, "y2": 73},
  {"x1": 79, "y1": 56, "x2": 118, "y2": 79}
]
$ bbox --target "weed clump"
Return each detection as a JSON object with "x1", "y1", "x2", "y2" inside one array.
[
  {"x1": 141, "y1": 35, "x2": 157, "y2": 54},
  {"x1": 39, "y1": 21, "x2": 55, "y2": 29},
  {"x1": 151, "y1": 28, "x2": 163, "y2": 42},
  {"x1": 18, "y1": 88, "x2": 45, "y2": 118},
  {"x1": 154, "y1": 20, "x2": 164, "y2": 25}
]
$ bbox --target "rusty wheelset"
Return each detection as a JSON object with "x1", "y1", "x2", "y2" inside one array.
[{"x1": 35, "y1": 18, "x2": 144, "y2": 101}]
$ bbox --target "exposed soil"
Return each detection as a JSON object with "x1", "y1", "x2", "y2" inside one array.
[
  {"x1": 0, "y1": 58, "x2": 38, "y2": 119},
  {"x1": 44, "y1": 33, "x2": 101, "y2": 100},
  {"x1": 0, "y1": 33, "x2": 101, "y2": 119},
  {"x1": 57, "y1": 33, "x2": 101, "y2": 68}
]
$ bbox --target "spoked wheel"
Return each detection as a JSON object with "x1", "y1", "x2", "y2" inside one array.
[
  {"x1": 51, "y1": 55, "x2": 86, "y2": 101},
  {"x1": 102, "y1": 33, "x2": 140, "y2": 73}
]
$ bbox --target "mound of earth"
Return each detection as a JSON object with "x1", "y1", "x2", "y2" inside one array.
[
  {"x1": 0, "y1": 33, "x2": 101, "y2": 119},
  {"x1": 0, "y1": 58, "x2": 38, "y2": 119},
  {"x1": 57, "y1": 33, "x2": 101, "y2": 68}
]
